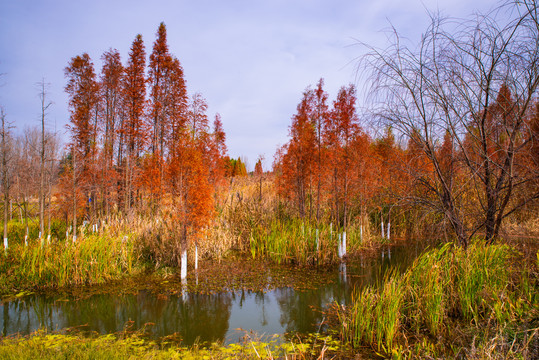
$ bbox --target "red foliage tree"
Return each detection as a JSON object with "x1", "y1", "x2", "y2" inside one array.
[
  {"x1": 99, "y1": 48, "x2": 123, "y2": 215},
  {"x1": 312, "y1": 79, "x2": 329, "y2": 223},
  {"x1": 325, "y1": 84, "x2": 359, "y2": 230},
  {"x1": 64, "y1": 53, "x2": 99, "y2": 232},
  {"x1": 121, "y1": 34, "x2": 146, "y2": 212},
  {"x1": 276, "y1": 88, "x2": 316, "y2": 218},
  {"x1": 208, "y1": 113, "x2": 228, "y2": 188}
]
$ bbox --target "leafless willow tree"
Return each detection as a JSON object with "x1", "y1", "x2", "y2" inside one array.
[{"x1": 362, "y1": 0, "x2": 539, "y2": 246}]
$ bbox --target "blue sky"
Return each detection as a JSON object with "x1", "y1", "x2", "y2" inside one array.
[{"x1": 0, "y1": 0, "x2": 496, "y2": 170}]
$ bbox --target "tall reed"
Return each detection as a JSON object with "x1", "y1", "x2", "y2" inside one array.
[
  {"x1": 339, "y1": 241, "x2": 538, "y2": 356},
  {"x1": 0, "y1": 230, "x2": 141, "y2": 293}
]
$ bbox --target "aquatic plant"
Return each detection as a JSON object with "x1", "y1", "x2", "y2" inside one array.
[
  {"x1": 0, "y1": 229, "x2": 142, "y2": 294},
  {"x1": 0, "y1": 329, "x2": 344, "y2": 359},
  {"x1": 339, "y1": 241, "x2": 539, "y2": 357}
]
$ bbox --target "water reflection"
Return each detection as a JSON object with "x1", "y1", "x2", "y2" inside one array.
[{"x1": 1, "y1": 241, "x2": 434, "y2": 344}]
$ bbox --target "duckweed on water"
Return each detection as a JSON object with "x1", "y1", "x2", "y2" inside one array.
[{"x1": 0, "y1": 329, "x2": 352, "y2": 360}]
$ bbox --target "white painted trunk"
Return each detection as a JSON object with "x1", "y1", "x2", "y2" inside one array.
[
  {"x1": 342, "y1": 231, "x2": 347, "y2": 257},
  {"x1": 72, "y1": 235, "x2": 77, "y2": 243},
  {"x1": 387, "y1": 222, "x2": 391, "y2": 240},
  {"x1": 337, "y1": 233, "x2": 342, "y2": 258},
  {"x1": 360, "y1": 225, "x2": 363, "y2": 243},
  {"x1": 47, "y1": 234, "x2": 51, "y2": 244},
  {"x1": 381, "y1": 221, "x2": 385, "y2": 238},
  {"x1": 181, "y1": 249, "x2": 187, "y2": 280},
  {"x1": 3, "y1": 237, "x2": 7, "y2": 250},
  {"x1": 24, "y1": 234, "x2": 28, "y2": 246}
]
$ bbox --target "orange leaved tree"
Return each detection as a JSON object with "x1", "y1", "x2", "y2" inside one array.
[{"x1": 63, "y1": 53, "x2": 99, "y2": 237}]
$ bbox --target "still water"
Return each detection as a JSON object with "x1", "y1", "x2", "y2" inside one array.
[{"x1": 1, "y1": 241, "x2": 430, "y2": 344}]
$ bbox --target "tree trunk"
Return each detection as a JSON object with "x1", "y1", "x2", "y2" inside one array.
[
  {"x1": 72, "y1": 149, "x2": 77, "y2": 242},
  {"x1": 181, "y1": 225, "x2": 188, "y2": 280},
  {"x1": 1, "y1": 113, "x2": 8, "y2": 250}
]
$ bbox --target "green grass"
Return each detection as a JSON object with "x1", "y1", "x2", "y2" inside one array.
[
  {"x1": 249, "y1": 219, "x2": 379, "y2": 266},
  {"x1": 1, "y1": 218, "x2": 68, "y2": 245},
  {"x1": 0, "y1": 229, "x2": 142, "y2": 295},
  {"x1": 340, "y1": 270, "x2": 407, "y2": 352},
  {"x1": 339, "y1": 241, "x2": 539, "y2": 357}
]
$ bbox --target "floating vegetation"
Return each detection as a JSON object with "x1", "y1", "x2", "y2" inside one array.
[{"x1": 0, "y1": 328, "x2": 350, "y2": 359}]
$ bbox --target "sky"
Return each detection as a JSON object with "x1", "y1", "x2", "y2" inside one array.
[{"x1": 0, "y1": 0, "x2": 497, "y2": 170}]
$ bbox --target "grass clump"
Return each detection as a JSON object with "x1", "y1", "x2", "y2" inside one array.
[
  {"x1": 248, "y1": 219, "x2": 381, "y2": 266},
  {"x1": 338, "y1": 241, "x2": 539, "y2": 358},
  {"x1": 0, "y1": 230, "x2": 142, "y2": 295},
  {"x1": 340, "y1": 270, "x2": 407, "y2": 353}
]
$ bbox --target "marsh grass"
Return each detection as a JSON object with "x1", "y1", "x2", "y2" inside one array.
[
  {"x1": 211, "y1": 176, "x2": 382, "y2": 266},
  {"x1": 339, "y1": 241, "x2": 538, "y2": 357},
  {"x1": 0, "y1": 218, "x2": 67, "y2": 244},
  {"x1": 0, "y1": 229, "x2": 141, "y2": 294},
  {"x1": 340, "y1": 270, "x2": 407, "y2": 352},
  {"x1": 247, "y1": 219, "x2": 381, "y2": 266}
]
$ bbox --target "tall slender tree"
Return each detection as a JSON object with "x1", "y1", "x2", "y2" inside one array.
[
  {"x1": 121, "y1": 35, "x2": 146, "y2": 212},
  {"x1": 64, "y1": 53, "x2": 99, "y2": 235},
  {"x1": 312, "y1": 79, "x2": 329, "y2": 224},
  {"x1": 326, "y1": 84, "x2": 359, "y2": 231},
  {"x1": 277, "y1": 88, "x2": 316, "y2": 218},
  {"x1": 99, "y1": 49, "x2": 123, "y2": 216},
  {"x1": 0, "y1": 108, "x2": 12, "y2": 250},
  {"x1": 38, "y1": 79, "x2": 52, "y2": 238},
  {"x1": 148, "y1": 22, "x2": 173, "y2": 202}
]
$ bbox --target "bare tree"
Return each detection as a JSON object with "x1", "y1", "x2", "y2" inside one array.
[
  {"x1": 362, "y1": 0, "x2": 539, "y2": 246},
  {"x1": 0, "y1": 108, "x2": 14, "y2": 250},
  {"x1": 46, "y1": 133, "x2": 59, "y2": 238},
  {"x1": 38, "y1": 79, "x2": 52, "y2": 239}
]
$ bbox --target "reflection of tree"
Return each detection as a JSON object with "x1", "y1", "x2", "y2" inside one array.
[
  {"x1": 158, "y1": 292, "x2": 232, "y2": 345},
  {"x1": 53, "y1": 293, "x2": 132, "y2": 334},
  {"x1": 254, "y1": 291, "x2": 267, "y2": 326},
  {"x1": 1, "y1": 295, "x2": 60, "y2": 336},
  {"x1": 274, "y1": 287, "x2": 328, "y2": 334},
  {"x1": 1, "y1": 244, "x2": 433, "y2": 341},
  {"x1": 2, "y1": 291, "x2": 233, "y2": 345}
]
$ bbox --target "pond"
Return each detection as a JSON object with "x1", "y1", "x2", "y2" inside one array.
[{"x1": 0, "y1": 240, "x2": 433, "y2": 345}]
